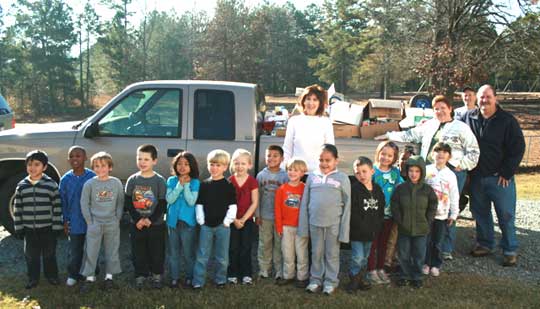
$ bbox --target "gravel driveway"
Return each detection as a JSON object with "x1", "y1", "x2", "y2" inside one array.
[{"x1": 1, "y1": 200, "x2": 539, "y2": 284}]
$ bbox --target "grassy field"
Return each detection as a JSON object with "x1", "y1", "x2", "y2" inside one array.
[
  {"x1": 1, "y1": 273, "x2": 539, "y2": 308},
  {"x1": 515, "y1": 173, "x2": 540, "y2": 200}
]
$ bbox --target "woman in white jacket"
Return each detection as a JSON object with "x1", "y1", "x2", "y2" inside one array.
[
  {"x1": 283, "y1": 85, "x2": 335, "y2": 173},
  {"x1": 378, "y1": 95, "x2": 480, "y2": 257}
]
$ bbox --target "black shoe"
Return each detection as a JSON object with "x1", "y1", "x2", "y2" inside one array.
[
  {"x1": 48, "y1": 277, "x2": 60, "y2": 286},
  {"x1": 170, "y1": 280, "x2": 179, "y2": 288},
  {"x1": 25, "y1": 280, "x2": 38, "y2": 290},
  {"x1": 152, "y1": 279, "x2": 162, "y2": 289},
  {"x1": 295, "y1": 279, "x2": 309, "y2": 288},
  {"x1": 182, "y1": 279, "x2": 192, "y2": 288},
  {"x1": 216, "y1": 282, "x2": 226, "y2": 289},
  {"x1": 358, "y1": 278, "x2": 372, "y2": 291},
  {"x1": 276, "y1": 278, "x2": 294, "y2": 286},
  {"x1": 412, "y1": 280, "x2": 423, "y2": 289},
  {"x1": 103, "y1": 279, "x2": 114, "y2": 290},
  {"x1": 396, "y1": 279, "x2": 408, "y2": 287},
  {"x1": 80, "y1": 281, "x2": 93, "y2": 293}
]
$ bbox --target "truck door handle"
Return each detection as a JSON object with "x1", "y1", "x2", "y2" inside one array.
[{"x1": 167, "y1": 149, "x2": 184, "y2": 157}]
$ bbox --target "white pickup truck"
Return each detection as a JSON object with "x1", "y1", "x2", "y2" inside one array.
[{"x1": 0, "y1": 80, "x2": 390, "y2": 233}]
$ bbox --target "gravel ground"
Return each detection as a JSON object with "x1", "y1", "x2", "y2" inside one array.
[{"x1": 1, "y1": 200, "x2": 539, "y2": 284}]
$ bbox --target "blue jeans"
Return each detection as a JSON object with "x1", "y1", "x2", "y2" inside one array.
[
  {"x1": 470, "y1": 174, "x2": 518, "y2": 256},
  {"x1": 192, "y1": 224, "x2": 230, "y2": 287},
  {"x1": 425, "y1": 220, "x2": 446, "y2": 268},
  {"x1": 442, "y1": 168, "x2": 467, "y2": 254},
  {"x1": 168, "y1": 221, "x2": 197, "y2": 281},
  {"x1": 397, "y1": 234, "x2": 427, "y2": 281},
  {"x1": 67, "y1": 234, "x2": 86, "y2": 280},
  {"x1": 349, "y1": 241, "x2": 372, "y2": 276}
]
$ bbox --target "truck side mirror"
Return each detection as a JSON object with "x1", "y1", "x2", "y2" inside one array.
[{"x1": 83, "y1": 122, "x2": 99, "y2": 138}]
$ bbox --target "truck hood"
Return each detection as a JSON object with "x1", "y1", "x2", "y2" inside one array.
[{"x1": 0, "y1": 121, "x2": 80, "y2": 137}]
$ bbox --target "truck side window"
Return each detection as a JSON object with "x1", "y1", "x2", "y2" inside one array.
[
  {"x1": 194, "y1": 90, "x2": 235, "y2": 140},
  {"x1": 98, "y1": 89, "x2": 182, "y2": 137}
]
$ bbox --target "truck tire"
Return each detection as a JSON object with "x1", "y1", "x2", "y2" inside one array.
[{"x1": 0, "y1": 172, "x2": 26, "y2": 234}]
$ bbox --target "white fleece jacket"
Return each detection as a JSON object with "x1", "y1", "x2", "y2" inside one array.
[{"x1": 425, "y1": 164, "x2": 459, "y2": 220}]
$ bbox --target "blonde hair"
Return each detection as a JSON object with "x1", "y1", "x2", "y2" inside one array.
[
  {"x1": 286, "y1": 158, "x2": 308, "y2": 174},
  {"x1": 90, "y1": 151, "x2": 113, "y2": 168},
  {"x1": 207, "y1": 149, "x2": 230, "y2": 165},
  {"x1": 230, "y1": 148, "x2": 252, "y2": 173}
]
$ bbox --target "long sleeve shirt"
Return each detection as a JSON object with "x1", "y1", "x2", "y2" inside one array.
[
  {"x1": 59, "y1": 168, "x2": 96, "y2": 234},
  {"x1": 80, "y1": 177, "x2": 125, "y2": 224},
  {"x1": 425, "y1": 164, "x2": 459, "y2": 220},
  {"x1": 165, "y1": 177, "x2": 200, "y2": 228}
]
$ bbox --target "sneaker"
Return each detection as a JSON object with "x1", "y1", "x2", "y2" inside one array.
[
  {"x1": 412, "y1": 280, "x2": 423, "y2": 289},
  {"x1": 502, "y1": 255, "x2": 517, "y2": 267},
  {"x1": 216, "y1": 282, "x2": 227, "y2": 289},
  {"x1": 182, "y1": 279, "x2": 192, "y2": 288},
  {"x1": 422, "y1": 264, "x2": 430, "y2": 275},
  {"x1": 470, "y1": 246, "x2": 491, "y2": 257},
  {"x1": 358, "y1": 277, "x2": 372, "y2": 291},
  {"x1": 367, "y1": 270, "x2": 383, "y2": 284},
  {"x1": 396, "y1": 279, "x2": 408, "y2": 287},
  {"x1": 135, "y1": 276, "x2": 145, "y2": 290},
  {"x1": 227, "y1": 277, "x2": 238, "y2": 285},
  {"x1": 377, "y1": 269, "x2": 390, "y2": 284},
  {"x1": 66, "y1": 277, "x2": 77, "y2": 287},
  {"x1": 170, "y1": 279, "x2": 179, "y2": 288},
  {"x1": 25, "y1": 280, "x2": 38, "y2": 290},
  {"x1": 295, "y1": 279, "x2": 309, "y2": 288},
  {"x1": 305, "y1": 283, "x2": 320, "y2": 293},
  {"x1": 103, "y1": 279, "x2": 114, "y2": 290},
  {"x1": 152, "y1": 276, "x2": 162, "y2": 289},
  {"x1": 192, "y1": 284, "x2": 202, "y2": 290},
  {"x1": 430, "y1": 267, "x2": 440, "y2": 277},
  {"x1": 259, "y1": 271, "x2": 269, "y2": 279},
  {"x1": 79, "y1": 280, "x2": 92, "y2": 293},
  {"x1": 276, "y1": 278, "x2": 294, "y2": 286},
  {"x1": 48, "y1": 277, "x2": 60, "y2": 286},
  {"x1": 322, "y1": 285, "x2": 335, "y2": 295},
  {"x1": 441, "y1": 252, "x2": 453, "y2": 261},
  {"x1": 242, "y1": 276, "x2": 253, "y2": 285}
]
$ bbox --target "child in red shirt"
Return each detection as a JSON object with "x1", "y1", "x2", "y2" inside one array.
[
  {"x1": 228, "y1": 149, "x2": 259, "y2": 285},
  {"x1": 275, "y1": 158, "x2": 309, "y2": 288}
]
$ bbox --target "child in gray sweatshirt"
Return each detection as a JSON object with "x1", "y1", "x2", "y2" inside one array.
[
  {"x1": 298, "y1": 144, "x2": 351, "y2": 295},
  {"x1": 79, "y1": 152, "x2": 124, "y2": 292}
]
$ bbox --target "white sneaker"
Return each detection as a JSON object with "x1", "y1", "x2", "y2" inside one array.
[
  {"x1": 305, "y1": 283, "x2": 320, "y2": 293},
  {"x1": 242, "y1": 276, "x2": 253, "y2": 285},
  {"x1": 430, "y1": 267, "x2": 440, "y2": 277},
  {"x1": 227, "y1": 277, "x2": 238, "y2": 284},
  {"x1": 422, "y1": 264, "x2": 430, "y2": 275},
  {"x1": 259, "y1": 270, "x2": 269, "y2": 279},
  {"x1": 322, "y1": 285, "x2": 335, "y2": 295},
  {"x1": 367, "y1": 270, "x2": 383, "y2": 284},
  {"x1": 66, "y1": 277, "x2": 77, "y2": 286},
  {"x1": 377, "y1": 269, "x2": 390, "y2": 284}
]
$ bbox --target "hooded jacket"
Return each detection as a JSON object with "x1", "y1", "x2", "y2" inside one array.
[
  {"x1": 390, "y1": 156, "x2": 438, "y2": 237},
  {"x1": 348, "y1": 176, "x2": 385, "y2": 242}
]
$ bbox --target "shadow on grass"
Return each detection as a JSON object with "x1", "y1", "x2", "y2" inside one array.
[{"x1": 1, "y1": 220, "x2": 539, "y2": 308}]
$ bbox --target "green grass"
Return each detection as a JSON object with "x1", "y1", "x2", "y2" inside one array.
[{"x1": 1, "y1": 273, "x2": 539, "y2": 308}]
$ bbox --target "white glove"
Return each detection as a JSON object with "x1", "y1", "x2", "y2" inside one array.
[
  {"x1": 223, "y1": 204, "x2": 237, "y2": 227},
  {"x1": 196, "y1": 204, "x2": 205, "y2": 225}
]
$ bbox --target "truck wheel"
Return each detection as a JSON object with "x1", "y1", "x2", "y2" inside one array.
[{"x1": 0, "y1": 172, "x2": 25, "y2": 234}]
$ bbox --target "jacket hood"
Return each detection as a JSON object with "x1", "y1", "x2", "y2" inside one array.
[{"x1": 405, "y1": 155, "x2": 426, "y2": 184}]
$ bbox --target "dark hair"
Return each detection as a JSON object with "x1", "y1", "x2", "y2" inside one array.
[
  {"x1": 353, "y1": 156, "x2": 373, "y2": 169},
  {"x1": 68, "y1": 145, "x2": 86, "y2": 156},
  {"x1": 321, "y1": 144, "x2": 338, "y2": 158},
  {"x1": 432, "y1": 95, "x2": 452, "y2": 109},
  {"x1": 137, "y1": 144, "x2": 158, "y2": 160},
  {"x1": 299, "y1": 84, "x2": 327, "y2": 116},
  {"x1": 403, "y1": 145, "x2": 415, "y2": 155},
  {"x1": 433, "y1": 142, "x2": 452, "y2": 155},
  {"x1": 172, "y1": 151, "x2": 199, "y2": 179},
  {"x1": 374, "y1": 141, "x2": 399, "y2": 166},
  {"x1": 267, "y1": 145, "x2": 284, "y2": 157},
  {"x1": 25, "y1": 150, "x2": 48, "y2": 166},
  {"x1": 462, "y1": 86, "x2": 475, "y2": 93}
]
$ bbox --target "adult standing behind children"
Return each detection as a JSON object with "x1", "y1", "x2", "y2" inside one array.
[
  {"x1": 454, "y1": 87, "x2": 477, "y2": 121},
  {"x1": 59, "y1": 146, "x2": 96, "y2": 287},
  {"x1": 283, "y1": 84, "x2": 335, "y2": 173},
  {"x1": 79, "y1": 152, "x2": 124, "y2": 292},
  {"x1": 125, "y1": 144, "x2": 167, "y2": 289},
  {"x1": 462, "y1": 84, "x2": 525, "y2": 267},
  {"x1": 13, "y1": 150, "x2": 63, "y2": 289},
  {"x1": 256, "y1": 145, "x2": 288, "y2": 281}
]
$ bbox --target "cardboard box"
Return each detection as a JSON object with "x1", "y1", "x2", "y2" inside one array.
[
  {"x1": 400, "y1": 107, "x2": 434, "y2": 128},
  {"x1": 329, "y1": 100, "x2": 364, "y2": 125},
  {"x1": 367, "y1": 99, "x2": 403, "y2": 120},
  {"x1": 333, "y1": 123, "x2": 360, "y2": 138},
  {"x1": 360, "y1": 121, "x2": 400, "y2": 139}
]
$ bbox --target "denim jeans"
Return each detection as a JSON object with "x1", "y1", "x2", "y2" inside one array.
[
  {"x1": 192, "y1": 224, "x2": 230, "y2": 287},
  {"x1": 442, "y1": 168, "x2": 467, "y2": 254},
  {"x1": 349, "y1": 241, "x2": 372, "y2": 276},
  {"x1": 425, "y1": 220, "x2": 446, "y2": 268},
  {"x1": 67, "y1": 234, "x2": 86, "y2": 280},
  {"x1": 397, "y1": 234, "x2": 427, "y2": 281},
  {"x1": 470, "y1": 174, "x2": 518, "y2": 256},
  {"x1": 168, "y1": 221, "x2": 197, "y2": 281}
]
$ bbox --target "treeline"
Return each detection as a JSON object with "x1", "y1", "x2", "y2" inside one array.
[{"x1": 0, "y1": 0, "x2": 539, "y2": 115}]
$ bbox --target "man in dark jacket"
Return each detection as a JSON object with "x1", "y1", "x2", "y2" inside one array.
[{"x1": 462, "y1": 84, "x2": 525, "y2": 267}]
